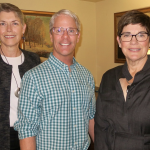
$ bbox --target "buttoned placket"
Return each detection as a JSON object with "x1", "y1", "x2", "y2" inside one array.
[{"x1": 67, "y1": 66, "x2": 79, "y2": 149}]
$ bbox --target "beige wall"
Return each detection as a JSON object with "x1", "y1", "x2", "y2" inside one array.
[
  {"x1": 0, "y1": 0, "x2": 97, "y2": 84},
  {"x1": 1, "y1": 0, "x2": 150, "y2": 87},
  {"x1": 96, "y1": 0, "x2": 150, "y2": 86}
]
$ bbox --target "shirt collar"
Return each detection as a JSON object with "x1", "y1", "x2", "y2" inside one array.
[
  {"x1": 48, "y1": 52, "x2": 77, "y2": 71},
  {"x1": 142, "y1": 55, "x2": 150, "y2": 71},
  {"x1": 120, "y1": 55, "x2": 150, "y2": 83},
  {"x1": 122, "y1": 61, "x2": 132, "y2": 80}
]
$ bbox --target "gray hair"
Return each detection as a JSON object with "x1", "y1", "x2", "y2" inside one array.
[
  {"x1": 0, "y1": 3, "x2": 25, "y2": 25},
  {"x1": 49, "y1": 9, "x2": 81, "y2": 33}
]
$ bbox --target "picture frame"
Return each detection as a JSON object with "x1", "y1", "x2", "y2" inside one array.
[
  {"x1": 114, "y1": 7, "x2": 150, "y2": 63},
  {"x1": 20, "y1": 10, "x2": 54, "y2": 62}
]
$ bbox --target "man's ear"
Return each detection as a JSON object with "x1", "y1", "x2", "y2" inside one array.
[
  {"x1": 77, "y1": 32, "x2": 80, "y2": 43},
  {"x1": 117, "y1": 36, "x2": 121, "y2": 48},
  {"x1": 50, "y1": 32, "x2": 53, "y2": 43}
]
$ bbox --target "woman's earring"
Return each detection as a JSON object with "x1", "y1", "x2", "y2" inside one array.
[{"x1": 22, "y1": 34, "x2": 25, "y2": 42}]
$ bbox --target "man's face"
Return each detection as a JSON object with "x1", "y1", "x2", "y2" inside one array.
[{"x1": 50, "y1": 14, "x2": 80, "y2": 60}]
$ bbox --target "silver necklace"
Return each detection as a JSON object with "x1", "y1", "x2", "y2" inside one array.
[{"x1": 0, "y1": 47, "x2": 22, "y2": 98}]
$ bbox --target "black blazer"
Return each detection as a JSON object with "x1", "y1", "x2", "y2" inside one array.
[{"x1": 0, "y1": 49, "x2": 40, "y2": 150}]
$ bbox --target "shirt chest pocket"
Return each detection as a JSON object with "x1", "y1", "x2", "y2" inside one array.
[{"x1": 100, "y1": 91, "x2": 117, "y2": 118}]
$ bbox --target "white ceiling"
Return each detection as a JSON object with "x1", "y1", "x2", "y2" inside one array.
[{"x1": 80, "y1": 0, "x2": 103, "y2": 2}]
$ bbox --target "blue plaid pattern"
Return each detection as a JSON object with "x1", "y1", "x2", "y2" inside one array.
[{"x1": 14, "y1": 53, "x2": 96, "y2": 150}]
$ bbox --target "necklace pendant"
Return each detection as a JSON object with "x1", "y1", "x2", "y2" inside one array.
[{"x1": 15, "y1": 88, "x2": 20, "y2": 98}]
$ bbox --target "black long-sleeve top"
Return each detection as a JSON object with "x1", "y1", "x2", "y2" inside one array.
[{"x1": 95, "y1": 55, "x2": 150, "y2": 150}]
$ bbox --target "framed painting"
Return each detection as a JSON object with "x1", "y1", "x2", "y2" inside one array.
[
  {"x1": 114, "y1": 7, "x2": 150, "y2": 63},
  {"x1": 20, "y1": 10, "x2": 54, "y2": 62}
]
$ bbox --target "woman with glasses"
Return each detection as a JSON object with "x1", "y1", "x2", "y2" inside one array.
[
  {"x1": 0, "y1": 3, "x2": 40, "y2": 150},
  {"x1": 95, "y1": 10, "x2": 150, "y2": 150}
]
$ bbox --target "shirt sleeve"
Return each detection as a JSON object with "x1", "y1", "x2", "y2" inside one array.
[
  {"x1": 88, "y1": 74, "x2": 96, "y2": 119},
  {"x1": 14, "y1": 71, "x2": 42, "y2": 139}
]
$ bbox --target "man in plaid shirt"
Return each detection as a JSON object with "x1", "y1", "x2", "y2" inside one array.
[{"x1": 14, "y1": 9, "x2": 96, "y2": 150}]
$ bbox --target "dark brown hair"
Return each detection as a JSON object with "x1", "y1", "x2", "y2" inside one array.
[
  {"x1": 0, "y1": 3, "x2": 24, "y2": 25},
  {"x1": 118, "y1": 10, "x2": 150, "y2": 36}
]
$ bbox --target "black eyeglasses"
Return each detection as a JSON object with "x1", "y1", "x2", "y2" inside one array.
[
  {"x1": 120, "y1": 32, "x2": 149, "y2": 42},
  {"x1": 52, "y1": 27, "x2": 79, "y2": 35}
]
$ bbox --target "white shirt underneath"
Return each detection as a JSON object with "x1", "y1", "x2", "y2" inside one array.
[{"x1": 1, "y1": 53, "x2": 24, "y2": 127}]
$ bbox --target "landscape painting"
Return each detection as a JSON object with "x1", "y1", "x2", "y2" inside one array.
[{"x1": 20, "y1": 10, "x2": 54, "y2": 62}]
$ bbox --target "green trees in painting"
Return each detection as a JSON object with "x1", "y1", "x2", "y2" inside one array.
[
  {"x1": 25, "y1": 17, "x2": 46, "y2": 48},
  {"x1": 23, "y1": 15, "x2": 53, "y2": 61}
]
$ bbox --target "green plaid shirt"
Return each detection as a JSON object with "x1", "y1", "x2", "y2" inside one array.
[{"x1": 14, "y1": 53, "x2": 96, "y2": 150}]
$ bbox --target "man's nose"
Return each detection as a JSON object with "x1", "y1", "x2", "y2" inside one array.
[{"x1": 62, "y1": 29, "x2": 69, "y2": 37}]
